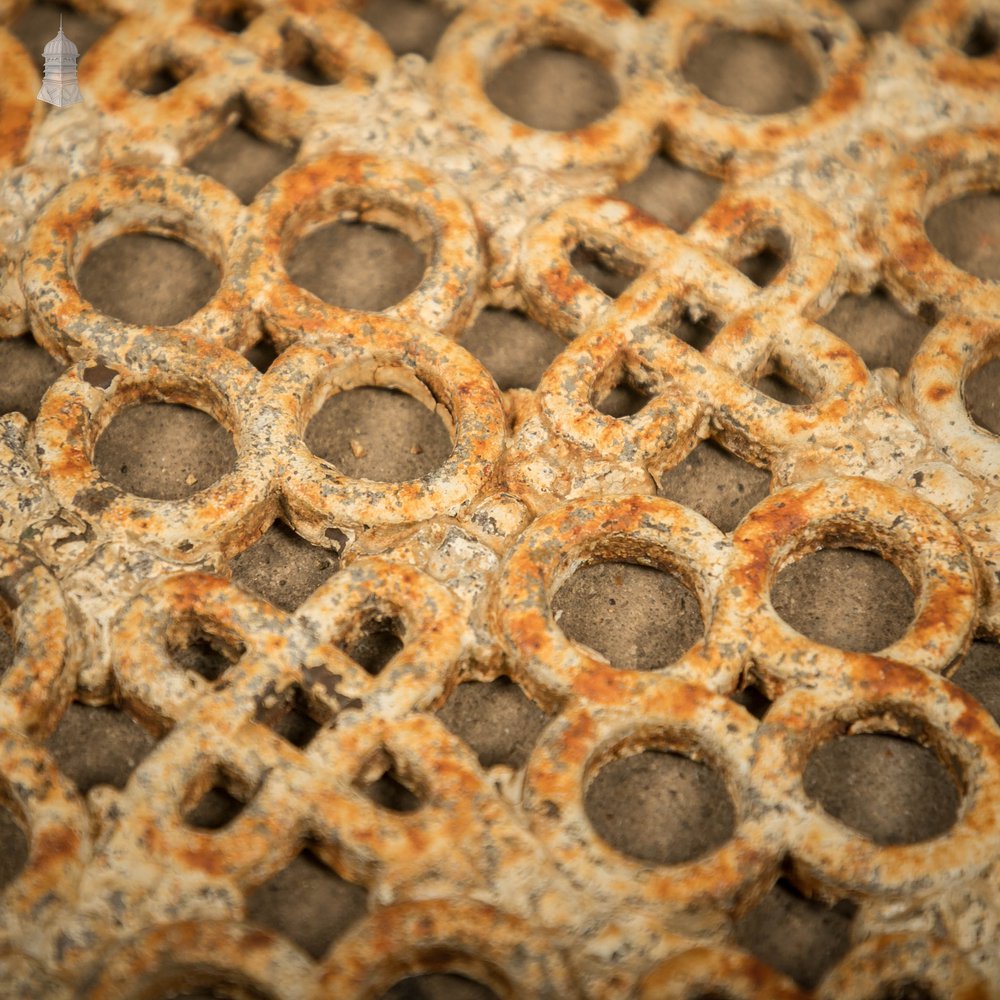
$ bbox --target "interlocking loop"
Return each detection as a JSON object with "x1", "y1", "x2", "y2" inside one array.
[{"x1": 22, "y1": 165, "x2": 254, "y2": 358}]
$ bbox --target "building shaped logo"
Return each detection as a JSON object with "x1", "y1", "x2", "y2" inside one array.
[{"x1": 37, "y1": 16, "x2": 83, "y2": 107}]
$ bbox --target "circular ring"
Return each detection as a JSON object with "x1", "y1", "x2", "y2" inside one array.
[
  {"x1": 81, "y1": 920, "x2": 316, "y2": 1000},
  {"x1": 314, "y1": 898, "x2": 577, "y2": 998},
  {"x1": 0, "y1": 729, "x2": 90, "y2": 955},
  {"x1": 493, "y1": 494, "x2": 734, "y2": 696},
  {"x1": 708, "y1": 476, "x2": 977, "y2": 693},
  {"x1": 0, "y1": 544, "x2": 75, "y2": 739},
  {"x1": 816, "y1": 932, "x2": 991, "y2": 1000},
  {"x1": 879, "y1": 126, "x2": 1000, "y2": 323},
  {"x1": 246, "y1": 151, "x2": 483, "y2": 341},
  {"x1": 431, "y1": 0, "x2": 661, "y2": 177},
  {"x1": 22, "y1": 165, "x2": 253, "y2": 358},
  {"x1": 904, "y1": 314, "x2": 1000, "y2": 486},
  {"x1": 638, "y1": 945, "x2": 807, "y2": 1000},
  {"x1": 650, "y1": 0, "x2": 865, "y2": 174},
  {"x1": 257, "y1": 324, "x2": 503, "y2": 533},
  {"x1": 903, "y1": 0, "x2": 1000, "y2": 92},
  {"x1": 522, "y1": 680, "x2": 777, "y2": 926},
  {"x1": 33, "y1": 342, "x2": 277, "y2": 562},
  {"x1": 0, "y1": 29, "x2": 38, "y2": 172},
  {"x1": 753, "y1": 661, "x2": 1000, "y2": 901}
]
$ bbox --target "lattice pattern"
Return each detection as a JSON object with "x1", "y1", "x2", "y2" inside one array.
[{"x1": 0, "y1": 0, "x2": 999, "y2": 996}]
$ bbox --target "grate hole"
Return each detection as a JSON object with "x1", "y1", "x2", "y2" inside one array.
[
  {"x1": 673, "y1": 307, "x2": 722, "y2": 352},
  {"x1": 360, "y1": 0, "x2": 455, "y2": 60},
  {"x1": 286, "y1": 221, "x2": 426, "y2": 313},
  {"x1": 359, "y1": 752, "x2": 422, "y2": 813},
  {"x1": 281, "y1": 27, "x2": 339, "y2": 86},
  {"x1": 625, "y1": 0, "x2": 652, "y2": 15},
  {"x1": 77, "y1": 233, "x2": 220, "y2": 327},
  {"x1": 94, "y1": 402, "x2": 236, "y2": 501},
  {"x1": 925, "y1": 192, "x2": 1000, "y2": 282},
  {"x1": 339, "y1": 617, "x2": 404, "y2": 677},
  {"x1": 381, "y1": 976, "x2": 500, "y2": 1000},
  {"x1": 755, "y1": 371, "x2": 810, "y2": 406},
  {"x1": 569, "y1": 244, "x2": 638, "y2": 298},
  {"x1": 733, "y1": 877, "x2": 855, "y2": 989},
  {"x1": 737, "y1": 245, "x2": 786, "y2": 287},
  {"x1": 246, "y1": 846, "x2": 368, "y2": 960},
  {"x1": 306, "y1": 387, "x2": 452, "y2": 483},
  {"x1": 187, "y1": 120, "x2": 297, "y2": 205},
  {"x1": 616, "y1": 152, "x2": 721, "y2": 231},
  {"x1": 965, "y1": 358, "x2": 1000, "y2": 436},
  {"x1": 45, "y1": 703, "x2": 157, "y2": 794},
  {"x1": 656, "y1": 439, "x2": 771, "y2": 533},
  {"x1": 231, "y1": 519, "x2": 341, "y2": 613},
  {"x1": 772, "y1": 547, "x2": 914, "y2": 652},
  {"x1": 0, "y1": 804, "x2": 28, "y2": 891},
  {"x1": 437, "y1": 676, "x2": 550, "y2": 769},
  {"x1": 595, "y1": 376, "x2": 651, "y2": 418},
  {"x1": 585, "y1": 748, "x2": 735, "y2": 864},
  {"x1": 951, "y1": 640, "x2": 1000, "y2": 724},
  {"x1": 243, "y1": 336, "x2": 279, "y2": 373},
  {"x1": 837, "y1": 0, "x2": 916, "y2": 35},
  {"x1": 877, "y1": 986, "x2": 937, "y2": 1000},
  {"x1": 183, "y1": 772, "x2": 251, "y2": 831},
  {"x1": 11, "y1": 2, "x2": 108, "y2": 57},
  {"x1": 819, "y1": 286, "x2": 932, "y2": 373},
  {"x1": 134, "y1": 62, "x2": 191, "y2": 96},
  {"x1": 0, "y1": 335, "x2": 64, "y2": 421},
  {"x1": 804, "y1": 732, "x2": 960, "y2": 844},
  {"x1": 255, "y1": 684, "x2": 327, "y2": 749},
  {"x1": 731, "y1": 682, "x2": 772, "y2": 720},
  {"x1": 485, "y1": 46, "x2": 619, "y2": 132},
  {"x1": 459, "y1": 308, "x2": 564, "y2": 392},
  {"x1": 195, "y1": 0, "x2": 261, "y2": 33},
  {"x1": 961, "y1": 14, "x2": 999, "y2": 57},
  {"x1": 553, "y1": 562, "x2": 703, "y2": 669},
  {"x1": 168, "y1": 622, "x2": 246, "y2": 683},
  {"x1": 684, "y1": 28, "x2": 819, "y2": 115}
]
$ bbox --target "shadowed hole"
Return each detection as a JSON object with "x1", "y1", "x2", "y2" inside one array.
[
  {"x1": 231, "y1": 519, "x2": 342, "y2": 612},
  {"x1": 306, "y1": 386, "x2": 452, "y2": 483},
  {"x1": 733, "y1": 877, "x2": 856, "y2": 988},
  {"x1": 877, "y1": 985, "x2": 936, "y2": 1000},
  {"x1": 255, "y1": 684, "x2": 329, "y2": 749},
  {"x1": 737, "y1": 245, "x2": 786, "y2": 287},
  {"x1": 553, "y1": 562, "x2": 703, "y2": 669},
  {"x1": 819, "y1": 286, "x2": 931, "y2": 373},
  {"x1": 673, "y1": 307, "x2": 721, "y2": 352},
  {"x1": 585, "y1": 748, "x2": 735, "y2": 864},
  {"x1": 804, "y1": 731, "x2": 960, "y2": 844},
  {"x1": 339, "y1": 616, "x2": 404, "y2": 676},
  {"x1": 837, "y1": 0, "x2": 916, "y2": 35},
  {"x1": 0, "y1": 804, "x2": 28, "y2": 891},
  {"x1": 0, "y1": 335, "x2": 64, "y2": 420},
  {"x1": 616, "y1": 152, "x2": 721, "y2": 231},
  {"x1": 187, "y1": 119, "x2": 297, "y2": 205},
  {"x1": 437, "y1": 676, "x2": 550, "y2": 769},
  {"x1": 965, "y1": 357, "x2": 1000, "y2": 435},
  {"x1": 286, "y1": 221, "x2": 426, "y2": 312},
  {"x1": 595, "y1": 376, "x2": 651, "y2": 417},
  {"x1": 460, "y1": 308, "x2": 565, "y2": 391},
  {"x1": 133, "y1": 61, "x2": 191, "y2": 96},
  {"x1": 731, "y1": 682, "x2": 772, "y2": 720},
  {"x1": 183, "y1": 767, "x2": 253, "y2": 830},
  {"x1": 951, "y1": 641, "x2": 1000, "y2": 724},
  {"x1": 11, "y1": 1, "x2": 109, "y2": 57},
  {"x1": 195, "y1": 0, "x2": 261, "y2": 33},
  {"x1": 755, "y1": 371, "x2": 810, "y2": 406},
  {"x1": 626, "y1": 0, "x2": 652, "y2": 15},
  {"x1": 360, "y1": 0, "x2": 455, "y2": 59},
  {"x1": 925, "y1": 192, "x2": 1000, "y2": 282},
  {"x1": 246, "y1": 845, "x2": 368, "y2": 960},
  {"x1": 94, "y1": 402, "x2": 236, "y2": 500},
  {"x1": 381, "y1": 975, "x2": 500, "y2": 1000},
  {"x1": 77, "y1": 233, "x2": 220, "y2": 326},
  {"x1": 772, "y1": 547, "x2": 914, "y2": 651},
  {"x1": 962, "y1": 14, "x2": 999, "y2": 56},
  {"x1": 46, "y1": 703, "x2": 157, "y2": 793},
  {"x1": 168, "y1": 621, "x2": 246, "y2": 683},
  {"x1": 281, "y1": 26, "x2": 339, "y2": 85},
  {"x1": 683, "y1": 28, "x2": 819, "y2": 114},
  {"x1": 657, "y1": 439, "x2": 771, "y2": 533},
  {"x1": 243, "y1": 336, "x2": 280, "y2": 373},
  {"x1": 570, "y1": 244, "x2": 639, "y2": 298},
  {"x1": 485, "y1": 46, "x2": 619, "y2": 131},
  {"x1": 358, "y1": 751, "x2": 422, "y2": 812}
]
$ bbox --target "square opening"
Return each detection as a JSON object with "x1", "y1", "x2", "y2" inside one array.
[
  {"x1": 255, "y1": 683, "x2": 331, "y2": 749},
  {"x1": 182, "y1": 764, "x2": 257, "y2": 830},
  {"x1": 338, "y1": 614, "x2": 405, "y2": 677},
  {"x1": 355, "y1": 748, "x2": 423, "y2": 813}
]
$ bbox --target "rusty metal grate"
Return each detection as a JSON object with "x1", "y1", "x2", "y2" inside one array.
[{"x1": 1, "y1": 0, "x2": 1000, "y2": 996}]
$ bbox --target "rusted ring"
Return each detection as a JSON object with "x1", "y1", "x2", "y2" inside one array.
[
  {"x1": 22, "y1": 166, "x2": 253, "y2": 359},
  {"x1": 753, "y1": 661, "x2": 1000, "y2": 901},
  {"x1": 879, "y1": 126, "x2": 1000, "y2": 323},
  {"x1": 638, "y1": 945, "x2": 807, "y2": 1000},
  {"x1": 651, "y1": 0, "x2": 865, "y2": 173},
  {"x1": 257, "y1": 328, "x2": 503, "y2": 534},
  {"x1": 522, "y1": 679, "x2": 776, "y2": 925},
  {"x1": 904, "y1": 314, "x2": 1000, "y2": 486},
  {"x1": 247, "y1": 152, "x2": 483, "y2": 341},
  {"x1": 0, "y1": 729, "x2": 90, "y2": 957},
  {"x1": 34, "y1": 344, "x2": 277, "y2": 562},
  {"x1": 81, "y1": 920, "x2": 317, "y2": 1000},
  {"x1": 903, "y1": 0, "x2": 1000, "y2": 92},
  {"x1": 816, "y1": 932, "x2": 992, "y2": 1000},
  {"x1": 314, "y1": 898, "x2": 577, "y2": 998},
  {"x1": 0, "y1": 544, "x2": 76, "y2": 740},
  {"x1": 431, "y1": 0, "x2": 661, "y2": 177},
  {"x1": 709, "y1": 476, "x2": 977, "y2": 693},
  {"x1": 0, "y1": 30, "x2": 38, "y2": 172},
  {"x1": 493, "y1": 494, "x2": 734, "y2": 696}
]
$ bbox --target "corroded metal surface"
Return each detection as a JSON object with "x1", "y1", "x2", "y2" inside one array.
[{"x1": 0, "y1": 0, "x2": 999, "y2": 997}]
